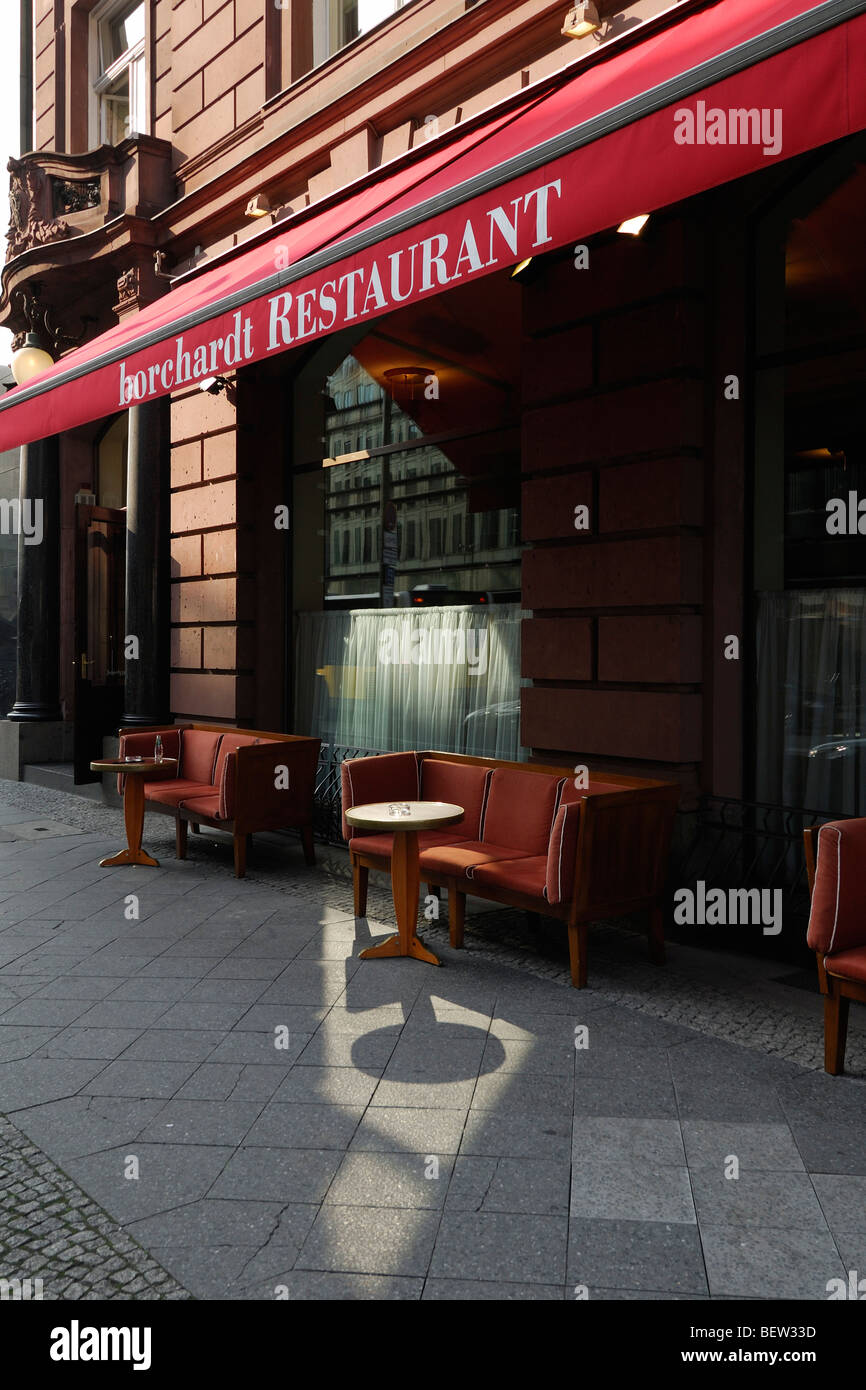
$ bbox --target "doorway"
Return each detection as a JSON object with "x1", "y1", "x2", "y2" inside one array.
[{"x1": 73, "y1": 413, "x2": 129, "y2": 782}]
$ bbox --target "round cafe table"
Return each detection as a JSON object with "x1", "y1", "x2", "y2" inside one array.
[
  {"x1": 346, "y1": 800, "x2": 464, "y2": 967},
  {"x1": 90, "y1": 758, "x2": 178, "y2": 868}
]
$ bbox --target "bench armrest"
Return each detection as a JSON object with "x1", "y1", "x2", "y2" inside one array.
[
  {"x1": 224, "y1": 738, "x2": 321, "y2": 826},
  {"x1": 569, "y1": 785, "x2": 680, "y2": 917},
  {"x1": 808, "y1": 819, "x2": 866, "y2": 957}
]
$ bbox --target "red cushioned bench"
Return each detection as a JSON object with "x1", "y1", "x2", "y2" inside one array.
[
  {"x1": 341, "y1": 750, "x2": 680, "y2": 987},
  {"x1": 116, "y1": 723, "x2": 321, "y2": 878}
]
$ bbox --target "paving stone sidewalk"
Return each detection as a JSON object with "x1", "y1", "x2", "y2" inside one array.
[{"x1": 0, "y1": 781, "x2": 864, "y2": 1302}]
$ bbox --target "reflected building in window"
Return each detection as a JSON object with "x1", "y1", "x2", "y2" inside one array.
[{"x1": 323, "y1": 355, "x2": 520, "y2": 604}]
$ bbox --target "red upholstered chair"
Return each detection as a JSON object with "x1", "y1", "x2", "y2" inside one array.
[{"x1": 804, "y1": 820, "x2": 866, "y2": 1074}]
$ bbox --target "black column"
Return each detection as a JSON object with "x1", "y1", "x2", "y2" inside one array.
[
  {"x1": 8, "y1": 435, "x2": 61, "y2": 721},
  {"x1": 123, "y1": 399, "x2": 170, "y2": 725}
]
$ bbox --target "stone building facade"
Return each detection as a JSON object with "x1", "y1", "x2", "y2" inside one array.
[{"x1": 1, "y1": 0, "x2": 864, "y2": 855}]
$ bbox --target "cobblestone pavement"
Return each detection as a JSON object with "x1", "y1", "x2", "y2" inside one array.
[
  {"x1": 0, "y1": 780, "x2": 864, "y2": 1301},
  {"x1": 0, "y1": 1112, "x2": 190, "y2": 1299}
]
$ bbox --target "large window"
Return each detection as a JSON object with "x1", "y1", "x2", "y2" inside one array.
[
  {"x1": 298, "y1": 356, "x2": 523, "y2": 757},
  {"x1": 313, "y1": 0, "x2": 410, "y2": 65},
  {"x1": 753, "y1": 152, "x2": 866, "y2": 816},
  {"x1": 291, "y1": 341, "x2": 525, "y2": 756},
  {"x1": 291, "y1": 271, "x2": 524, "y2": 757},
  {"x1": 92, "y1": 0, "x2": 147, "y2": 146},
  {"x1": 320, "y1": 355, "x2": 520, "y2": 605}
]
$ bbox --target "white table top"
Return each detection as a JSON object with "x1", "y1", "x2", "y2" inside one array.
[{"x1": 345, "y1": 800, "x2": 464, "y2": 832}]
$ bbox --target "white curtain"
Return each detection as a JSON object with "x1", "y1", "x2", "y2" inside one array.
[
  {"x1": 295, "y1": 604, "x2": 524, "y2": 758},
  {"x1": 755, "y1": 589, "x2": 866, "y2": 815}
]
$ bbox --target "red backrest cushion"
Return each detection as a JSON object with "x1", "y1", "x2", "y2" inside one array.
[
  {"x1": 179, "y1": 729, "x2": 223, "y2": 786},
  {"x1": 214, "y1": 734, "x2": 264, "y2": 788},
  {"x1": 341, "y1": 752, "x2": 419, "y2": 842},
  {"x1": 420, "y1": 760, "x2": 491, "y2": 840},
  {"x1": 482, "y1": 768, "x2": 559, "y2": 855},
  {"x1": 217, "y1": 737, "x2": 277, "y2": 820},
  {"x1": 116, "y1": 729, "x2": 181, "y2": 795},
  {"x1": 808, "y1": 819, "x2": 866, "y2": 957},
  {"x1": 545, "y1": 800, "x2": 582, "y2": 904}
]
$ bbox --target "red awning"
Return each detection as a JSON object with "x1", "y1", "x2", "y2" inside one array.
[{"x1": 1, "y1": 0, "x2": 864, "y2": 449}]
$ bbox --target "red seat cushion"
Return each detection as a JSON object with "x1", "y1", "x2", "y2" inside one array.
[
  {"x1": 418, "y1": 839, "x2": 534, "y2": 879},
  {"x1": 341, "y1": 752, "x2": 419, "y2": 841},
  {"x1": 481, "y1": 768, "x2": 559, "y2": 855},
  {"x1": 419, "y1": 759, "x2": 492, "y2": 840},
  {"x1": 473, "y1": 856, "x2": 548, "y2": 900},
  {"x1": 179, "y1": 794, "x2": 223, "y2": 820},
  {"x1": 349, "y1": 831, "x2": 467, "y2": 859},
  {"x1": 179, "y1": 729, "x2": 223, "y2": 786},
  {"x1": 146, "y1": 779, "x2": 216, "y2": 807},
  {"x1": 808, "y1": 819, "x2": 866, "y2": 956},
  {"x1": 824, "y1": 946, "x2": 866, "y2": 985}
]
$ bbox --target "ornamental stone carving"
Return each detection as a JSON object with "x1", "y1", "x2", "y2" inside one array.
[
  {"x1": 6, "y1": 158, "x2": 72, "y2": 260},
  {"x1": 115, "y1": 266, "x2": 139, "y2": 309}
]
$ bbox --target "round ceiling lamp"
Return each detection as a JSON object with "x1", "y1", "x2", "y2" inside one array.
[
  {"x1": 11, "y1": 332, "x2": 54, "y2": 386},
  {"x1": 383, "y1": 366, "x2": 435, "y2": 401}
]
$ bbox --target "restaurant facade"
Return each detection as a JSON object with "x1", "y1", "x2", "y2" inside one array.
[{"x1": 0, "y1": 0, "x2": 864, "y2": 885}]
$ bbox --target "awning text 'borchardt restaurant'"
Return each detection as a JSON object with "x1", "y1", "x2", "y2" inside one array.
[
  {"x1": 1, "y1": 0, "x2": 863, "y2": 455},
  {"x1": 117, "y1": 179, "x2": 562, "y2": 407}
]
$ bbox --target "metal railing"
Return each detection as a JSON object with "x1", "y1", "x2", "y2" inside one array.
[
  {"x1": 312, "y1": 742, "x2": 384, "y2": 845},
  {"x1": 669, "y1": 795, "x2": 846, "y2": 936}
]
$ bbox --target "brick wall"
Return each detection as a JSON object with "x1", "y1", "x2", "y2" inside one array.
[
  {"x1": 169, "y1": 377, "x2": 248, "y2": 721},
  {"x1": 519, "y1": 218, "x2": 707, "y2": 794},
  {"x1": 34, "y1": 0, "x2": 60, "y2": 151},
  {"x1": 154, "y1": 0, "x2": 173, "y2": 146},
  {"x1": 170, "y1": 0, "x2": 265, "y2": 164}
]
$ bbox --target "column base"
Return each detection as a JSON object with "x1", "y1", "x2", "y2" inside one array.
[
  {"x1": 7, "y1": 701, "x2": 63, "y2": 722},
  {"x1": 0, "y1": 719, "x2": 71, "y2": 781},
  {"x1": 121, "y1": 713, "x2": 170, "y2": 727}
]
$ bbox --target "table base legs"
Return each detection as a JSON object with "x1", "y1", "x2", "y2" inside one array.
[
  {"x1": 359, "y1": 932, "x2": 440, "y2": 966},
  {"x1": 358, "y1": 830, "x2": 440, "y2": 967},
  {"x1": 99, "y1": 775, "x2": 159, "y2": 868},
  {"x1": 99, "y1": 848, "x2": 160, "y2": 868}
]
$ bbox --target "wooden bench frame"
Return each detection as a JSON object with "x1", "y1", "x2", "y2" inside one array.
[
  {"x1": 348, "y1": 751, "x2": 680, "y2": 987},
  {"x1": 118, "y1": 723, "x2": 320, "y2": 878}
]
